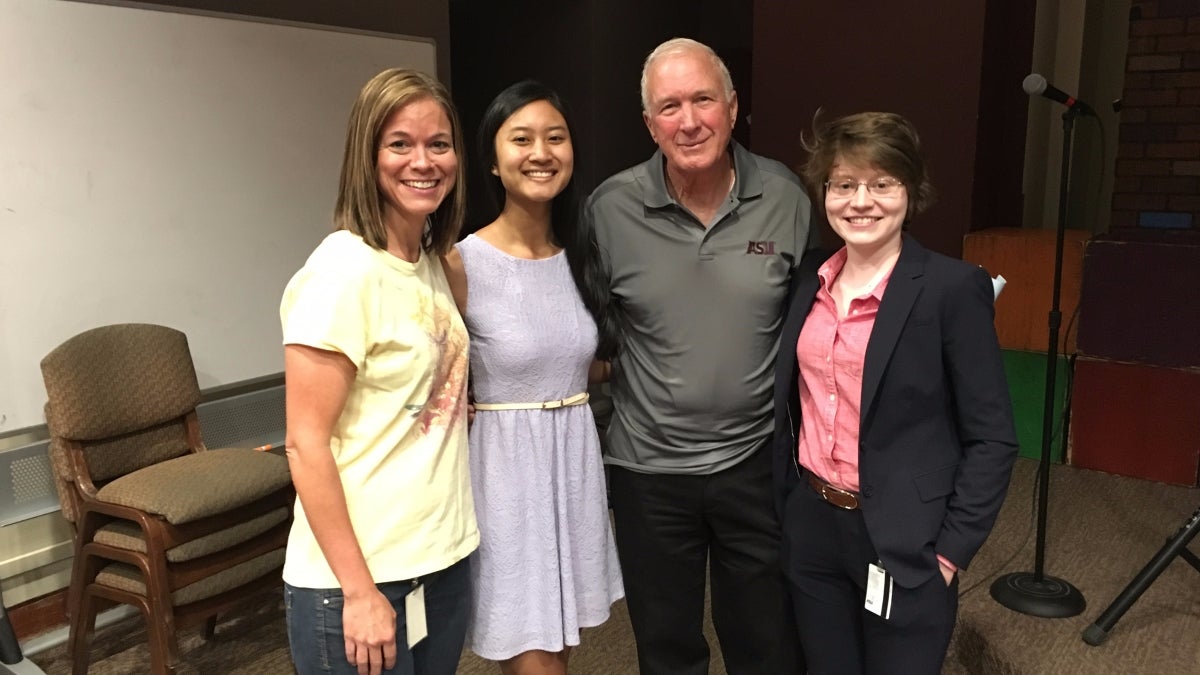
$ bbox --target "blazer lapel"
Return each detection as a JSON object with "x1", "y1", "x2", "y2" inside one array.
[
  {"x1": 775, "y1": 251, "x2": 828, "y2": 407},
  {"x1": 776, "y1": 270, "x2": 821, "y2": 401},
  {"x1": 860, "y1": 237, "x2": 927, "y2": 427}
]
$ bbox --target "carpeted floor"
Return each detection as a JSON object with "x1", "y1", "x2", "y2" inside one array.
[
  {"x1": 28, "y1": 458, "x2": 1199, "y2": 674},
  {"x1": 944, "y1": 458, "x2": 1200, "y2": 674}
]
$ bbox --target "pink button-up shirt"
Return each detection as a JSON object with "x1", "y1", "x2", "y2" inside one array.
[
  {"x1": 795, "y1": 247, "x2": 957, "y2": 573},
  {"x1": 795, "y1": 248, "x2": 889, "y2": 492}
]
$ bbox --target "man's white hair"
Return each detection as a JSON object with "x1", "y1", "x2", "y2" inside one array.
[{"x1": 639, "y1": 37, "x2": 735, "y2": 112}]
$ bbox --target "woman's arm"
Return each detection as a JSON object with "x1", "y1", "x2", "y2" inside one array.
[
  {"x1": 935, "y1": 266, "x2": 1019, "y2": 572},
  {"x1": 441, "y1": 250, "x2": 478, "y2": 425},
  {"x1": 588, "y1": 360, "x2": 611, "y2": 384},
  {"x1": 441, "y1": 249, "x2": 468, "y2": 317},
  {"x1": 285, "y1": 344, "x2": 397, "y2": 674}
]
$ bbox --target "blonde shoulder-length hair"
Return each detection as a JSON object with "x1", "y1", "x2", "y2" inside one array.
[{"x1": 333, "y1": 68, "x2": 466, "y2": 255}]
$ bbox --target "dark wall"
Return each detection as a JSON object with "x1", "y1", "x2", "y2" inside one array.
[
  {"x1": 751, "y1": 0, "x2": 1033, "y2": 258},
  {"x1": 130, "y1": 0, "x2": 451, "y2": 83},
  {"x1": 974, "y1": 0, "x2": 1037, "y2": 237},
  {"x1": 450, "y1": 0, "x2": 753, "y2": 228}
]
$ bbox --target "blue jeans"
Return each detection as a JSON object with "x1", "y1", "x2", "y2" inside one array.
[{"x1": 285, "y1": 557, "x2": 470, "y2": 675}]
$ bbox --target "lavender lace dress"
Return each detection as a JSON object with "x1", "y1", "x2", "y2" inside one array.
[{"x1": 455, "y1": 234, "x2": 623, "y2": 660}]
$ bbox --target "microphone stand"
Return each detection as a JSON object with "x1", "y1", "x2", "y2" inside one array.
[{"x1": 989, "y1": 107, "x2": 1087, "y2": 617}]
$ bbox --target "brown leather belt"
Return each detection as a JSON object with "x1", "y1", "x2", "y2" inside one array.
[{"x1": 807, "y1": 472, "x2": 861, "y2": 510}]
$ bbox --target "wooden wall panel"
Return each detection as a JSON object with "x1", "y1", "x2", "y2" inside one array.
[
  {"x1": 963, "y1": 227, "x2": 1091, "y2": 353},
  {"x1": 1070, "y1": 357, "x2": 1200, "y2": 486},
  {"x1": 1002, "y1": 350, "x2": 1069, "y2": 462}
]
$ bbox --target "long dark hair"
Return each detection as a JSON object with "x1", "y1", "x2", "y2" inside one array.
[{"x1": 477, "y1": 80, "x2": 619, "y2": 359}]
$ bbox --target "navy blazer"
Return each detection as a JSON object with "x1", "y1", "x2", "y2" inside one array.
[{"x1": 772, "y1": 236, "x2": 1019, "y2": 588}]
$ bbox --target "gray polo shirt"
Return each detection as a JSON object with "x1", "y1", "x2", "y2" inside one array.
[{"x1": 587, "y1": 141, "x2": 813, "y2": 474}]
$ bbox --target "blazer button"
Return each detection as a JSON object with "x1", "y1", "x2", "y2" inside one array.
[{"x1": 861, "y1": 486, "x2": 873, "y2": 498}]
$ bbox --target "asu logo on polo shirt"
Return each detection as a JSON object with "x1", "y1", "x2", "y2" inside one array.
[{"x1": 745, "y1": 240, "x2": 776, "y2": 255}]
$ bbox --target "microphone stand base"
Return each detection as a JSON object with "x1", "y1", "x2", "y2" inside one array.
[{"x1": 990, "y1": 572, "x2": 1086, "y2": 618}]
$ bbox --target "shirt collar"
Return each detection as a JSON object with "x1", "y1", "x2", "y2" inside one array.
[
  {"x1": 640, "y1": 140, "x2": 763, "y2": 209},
  {"x1": 817, "y1": 246, "x2": 893, "y2": 301},
  {"x1": 817, "y1": 247, "x2": 848, "y2": 293}
]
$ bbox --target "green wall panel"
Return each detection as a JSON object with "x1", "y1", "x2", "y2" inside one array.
[{"x1": 1002, "y1": 350, "x2": 1070, "y2": 462}]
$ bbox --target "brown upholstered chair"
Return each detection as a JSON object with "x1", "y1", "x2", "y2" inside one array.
[{"x1": 40, "y1": 323, "x2": 294, "y2": 675}]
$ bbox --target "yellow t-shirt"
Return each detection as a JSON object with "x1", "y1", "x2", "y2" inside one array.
[{"x1": 279, "y1": 230, "x2": 477, "y2": 588}]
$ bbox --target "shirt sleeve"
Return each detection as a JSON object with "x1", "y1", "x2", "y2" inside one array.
[
  {"x1": 583, "y1": 195, "x2": 612, "y2": 279},
  {"x1": 279, "y1": 264, "x2": 370, "y2": 370}
]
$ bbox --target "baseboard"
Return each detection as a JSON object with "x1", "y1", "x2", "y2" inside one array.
[
  {"x1": 7, "y1": 590, "x2": 65, "y2": 642},
  {"x1": 8, "y1": 590, "x2": 138, "y2": 657}
]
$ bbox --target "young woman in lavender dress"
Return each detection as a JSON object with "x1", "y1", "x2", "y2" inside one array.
[{"x1": 442, "y1": 81, "x2": 623, "y2": 675}]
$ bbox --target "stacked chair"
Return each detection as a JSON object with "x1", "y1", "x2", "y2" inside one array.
[{"x1": 40, "y1": 323, "x2": 294, "y2": 674}]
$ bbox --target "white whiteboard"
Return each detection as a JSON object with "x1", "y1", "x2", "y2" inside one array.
[{"x1": 0, "y1": 0, "x2": 436, "y2": 431}]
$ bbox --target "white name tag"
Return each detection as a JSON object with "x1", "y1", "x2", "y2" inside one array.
[
  {"x1": 405, "y1": 583, "x2": 428, "y2": 648},
  {"x1": 865, "y1": 562, "x2": 894, "y2": 620}
]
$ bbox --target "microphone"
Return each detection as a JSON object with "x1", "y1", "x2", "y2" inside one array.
[{"x1": 1023, "y1": 73, "x2": 1094, "y2": 116}]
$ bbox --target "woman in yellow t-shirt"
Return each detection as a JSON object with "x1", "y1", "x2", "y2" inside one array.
[{"x1": 279, "y1": 68, "x2": 478, "y2": 675}]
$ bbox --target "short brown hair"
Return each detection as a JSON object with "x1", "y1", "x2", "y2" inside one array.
[
  {"x1": 801, "y1": 111, "x2": 936, "y2": 221},
  {"x1": 333, "y1": 68, "x2": 466, "y2": 255}
]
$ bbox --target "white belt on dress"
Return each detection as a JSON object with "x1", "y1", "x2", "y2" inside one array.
[{"x1": 473, "y1": 392, "x2": 590, "y2": 411}]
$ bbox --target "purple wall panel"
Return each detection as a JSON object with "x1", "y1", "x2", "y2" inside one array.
[{"x1": 1077, "y1": 237, "x2": 1200, "y2": 368}]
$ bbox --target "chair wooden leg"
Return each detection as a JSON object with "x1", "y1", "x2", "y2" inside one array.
[
  {"x1": 65, "y1": 573, "x2": 82, "y2": 627},
  {"x1": 142, "y1": 602, "x2": 179, "y2": 675},
  {"x1": 142, "y1": 568, "x2": 180, "y2": 675},
  {"x1": 203, "y1": 615, "x2": 218, "y2": 640},
  {"x1": 65, "y1": 541, "x2": 94, "y2": 624},
  {"x1": 68, "y1": 587, "x2": 98, "y2": 675},
  {"x1": 67, "y1": 550, "x2": 107, "y2": 675}
]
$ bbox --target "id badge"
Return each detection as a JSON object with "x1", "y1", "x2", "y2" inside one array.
[
  {"x1": 865, "y1": 562, "x2": 894, "y2": 620},
  {"x1": 405, "y1": 582, "x2": 428, "y2": 648}
]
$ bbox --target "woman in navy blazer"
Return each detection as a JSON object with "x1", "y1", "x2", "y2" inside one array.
[{"x1": 773, "y1": 112, "x2": 1018, "y2": 674}]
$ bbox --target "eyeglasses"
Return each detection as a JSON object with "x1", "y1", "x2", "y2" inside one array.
[{"x1": 824, "y1": 177, "x2": 904, "y2": 199}]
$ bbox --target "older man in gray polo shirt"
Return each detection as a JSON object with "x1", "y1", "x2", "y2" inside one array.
[{"x1": 586, "y1": 38, "x2": 813, "y2": 675}]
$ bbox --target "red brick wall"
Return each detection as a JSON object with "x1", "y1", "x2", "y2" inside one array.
[{"x1": 1112, "y1": 0, "x2": 1200, "y2": 237}]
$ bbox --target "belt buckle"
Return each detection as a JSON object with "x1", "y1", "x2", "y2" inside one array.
[
  {"x1": 541, "y1": 398, "x2": 563, "y2": 410},
  {"x1": 821, "y1": 484, "x2": 859, "y2": 510}
]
